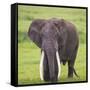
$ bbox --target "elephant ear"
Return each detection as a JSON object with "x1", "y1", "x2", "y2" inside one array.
[
  {"x1": 52, "y1": 18, "x2": 67, "y2": 48},
  {"x1": 28, "y1": 19, "x2": 45, "y2": 48},
  {"x1": 52, "y1": 18, "x2": 66, "y2": 32},
  {"x1": 52, "y1": 18, "x2": 67, "y2": 37}
]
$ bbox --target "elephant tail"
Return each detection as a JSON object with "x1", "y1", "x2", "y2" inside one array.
[{"x1": 73, "y1": 68, "x2": 79, "y2": 78}]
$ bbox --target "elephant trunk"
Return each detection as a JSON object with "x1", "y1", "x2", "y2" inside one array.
[
  {"x1": 46, "y1": 51, "x2": 58, "y2": 82},
  {"x1": 40, "y1": 50, "x2": 61, "y2": 81},
  {"x1": 46, "y1": 50, "x2": 59, "y2": 82}
]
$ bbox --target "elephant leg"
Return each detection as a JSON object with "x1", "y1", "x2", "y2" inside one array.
[
  {"x1": 68, "y1": 48, "x2": 78, "y2": 78},
  {"x1": 43, "y1": 53, "x2": 50, "y2": 81},
  {"x1": 68, "y1": 60, "x2": 75, "y2": 77}
]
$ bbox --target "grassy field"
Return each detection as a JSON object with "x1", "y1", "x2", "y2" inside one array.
[{"x1": 18, "y1": 5, "x2": 87, "y2": 85}]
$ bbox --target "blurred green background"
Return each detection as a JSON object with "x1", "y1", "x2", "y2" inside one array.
[{"x1": 18, "y1": 5, "x2": 87, "y2": 85}]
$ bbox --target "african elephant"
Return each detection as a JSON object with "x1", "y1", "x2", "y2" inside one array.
[{"x1": 28, "y1": 18, "x2": 79, "y2": 82}]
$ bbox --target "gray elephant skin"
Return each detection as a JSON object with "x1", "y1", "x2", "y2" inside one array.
[{"x1": 28, "y1": 18, "x2": 79, "y2": 82}]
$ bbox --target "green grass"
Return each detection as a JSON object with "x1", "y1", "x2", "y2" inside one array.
[
  {"x1": 18, "y1": 5, "x2": 87, "y2": 85},
  {"x1": 18, "y1": 42, "x2": 86, "y2": 85}
]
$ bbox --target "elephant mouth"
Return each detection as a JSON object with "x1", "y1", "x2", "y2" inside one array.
[{"x1": 40, "y1": 50, "x2": 61, "y2": 81}]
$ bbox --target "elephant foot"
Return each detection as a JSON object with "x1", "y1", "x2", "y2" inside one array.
[
  {"x1": 68, "y1": 67, "x2": 74, "y2": 78},
  {"x1": 68, "y1": 70, "x2": 74, "y2": 78},
  {"x1": 68, "y1": 74, "x2": 73, "y2": 78}
]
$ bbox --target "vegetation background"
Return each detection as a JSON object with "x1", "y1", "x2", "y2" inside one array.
[{"x1": 18, "y1": 5, "x2": 86, "y2": 85}]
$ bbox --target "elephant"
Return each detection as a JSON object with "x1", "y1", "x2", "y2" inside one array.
[{"x1": 28, "y1": 18, "x2": 79, "y2": 82}]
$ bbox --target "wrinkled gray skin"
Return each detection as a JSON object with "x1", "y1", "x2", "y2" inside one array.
[{"x1": 28, "y1": 18, "x2": 79, "y2": 82}]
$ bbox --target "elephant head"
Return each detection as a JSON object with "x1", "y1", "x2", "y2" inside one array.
[{"x1": 28, "y1": 18, "x2": 66, "y2": 82}]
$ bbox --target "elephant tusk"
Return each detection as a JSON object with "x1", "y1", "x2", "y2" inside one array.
[
  {"x1": 56, "y1": 51, "x2": 61, "y2": 79},
  {"x1": 40, "y1": 51, "x2": 44, "y2": 80}
]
